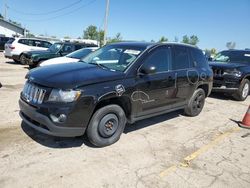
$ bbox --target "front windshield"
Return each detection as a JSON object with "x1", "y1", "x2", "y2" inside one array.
[
  {"x1": 80, "y1": 45, "x2": 144, "y2": 72},
  {"x1": 49, "y1": 43, "x2": 62, "y2": 53},
  {"x1": 66, "y1": 48, "x2": 95, "y2": 59},
  {"x1": 213, "y1": 51, "x2": 250, "y2": 63}
]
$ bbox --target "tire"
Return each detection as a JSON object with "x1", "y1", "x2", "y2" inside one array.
[
  {"x1": 29, "y1": 64, "x2": 36, "y2": 69},
  {"x1": 13, "y1": 59, "x2": 20, "y2": 63},
  {"x1": 20, "y1": 54, "x2": 26, "y2": 65},
  {"x1": 233, "y1": 79, "x2": 250, "y2": 101},
  {"x1": 184, "y1": 88, "x2": 206, "y2": 117},
  {"x1": 87, "y1": 104, "x2": 127, "y2": 147}
]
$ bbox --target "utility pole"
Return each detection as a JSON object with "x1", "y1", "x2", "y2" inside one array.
[
  {"x1": 103, "y1": 0, "x2": 110, "y2": 45},
  {"x1": 4, "y1": 2, "x2": 8, "y2": 20}
]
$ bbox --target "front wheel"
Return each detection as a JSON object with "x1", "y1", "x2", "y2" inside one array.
[
  {"x1": 87, "y1": 104, "x2": 127, "y2": 147},
  {"x1": 20, "y1": 54, "x2": 26, "y2": 65},
  {"x1": 233, "y1": 79, "x2": 250, "y2": 101},
  {"x1": 184, "y1": 88, "x2": 206, "y2": 117}
]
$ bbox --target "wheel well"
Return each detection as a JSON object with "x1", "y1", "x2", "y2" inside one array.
[
  {"x1": 244, "y1": 76, "x2": 250, "y2": 82},
  {"x1": 94, "y1": 96, "x2": 131, "y2": 118},
  {"x1": 197, "y1": 84, "x2": 209, "y2": 97}
]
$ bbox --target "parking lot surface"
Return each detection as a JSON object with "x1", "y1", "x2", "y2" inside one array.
[{"x1": 0, "y1": 52, "x2": 250, "y2": 188}]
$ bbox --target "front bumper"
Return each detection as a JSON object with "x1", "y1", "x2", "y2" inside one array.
[
  {"x1": 212, "y1": 77, "x2": 240, "y2": 93},
  {"x1": 19, "y1": 99, "x2": 85, "y2": 137}
]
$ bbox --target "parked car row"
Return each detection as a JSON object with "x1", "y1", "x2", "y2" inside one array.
[
  {"x1": 3, "y1": 37, "x2": 98, "y2": 68},
  {"x1": 7, "y1": 40, "x2": 249, "y2": 147}
]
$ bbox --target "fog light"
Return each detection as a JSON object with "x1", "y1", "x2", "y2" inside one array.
[{"x1": 50, "y1": 114, "x2": 67, "y2": 123}]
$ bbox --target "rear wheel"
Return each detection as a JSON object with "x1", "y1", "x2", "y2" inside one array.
[
  {"x1": 233, "y1": 79, "x2": 250, "y2": 101},
  {"x1": 13, "y1": 59, "x2": 20, "y2": 63},
  {"x1": 184, "y1": 88, "x2": 206, "y2": 117},
  {"x1": 87, "y1": 104, "x2": 126, "y2": 147}
]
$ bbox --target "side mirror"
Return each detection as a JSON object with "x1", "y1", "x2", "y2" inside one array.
[{"x1": 139, "y1": 65, "x2": 157, "y2": 75}]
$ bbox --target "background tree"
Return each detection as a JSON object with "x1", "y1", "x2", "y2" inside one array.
[
  {"x1": 182, "y1": 35, "x2": 189, "y2": 44},
  {"x1": 158, "y1": 36, "x2": 168, "y2": 43},
  {"x1": 98, "y1": 30, "x2": 105, "y2": 47},
  {"x1": 189, "y1": 35, "x2": 199, "y2": 45},
  {"x1": 210, "y1": 48, "x2": 217, "y2": 55},
  {"x1": 226, "y1": 42, "x2": 236, "y2": 49},
  {"x1": 83, "y1": 25, "x2": 98, "y2": 40},
  {"x1": 182, "y1": 35, "x2": 199, "y2": 45},
  {"x1": 150, "y1": 39, "x2": 155, "y2": 43},
  {"x1": 64, "y1": 36, "x2": 70, "y2": 39},
  {"x1": 0, "y1": 14, "x2": 3, "y2": 19},
  {"x1": 108, "y1": 33, "x2": 123, "y2": 43}
]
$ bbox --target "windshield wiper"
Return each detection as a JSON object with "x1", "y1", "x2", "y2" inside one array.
[{"x1": 89, "y1": 62, "x2": 110, "y2": 69}]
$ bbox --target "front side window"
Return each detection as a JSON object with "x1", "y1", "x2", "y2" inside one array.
[
  {"x1": 61, "y1": 44, "x2": 73, "y2": 53},
  {"x1": 142, "y1": 47, "x2": 169, "y2": 73},
  {"x1": 171, "y1": 46, "x2": 190, "y2": 70},
  {"x1": 81, "y1": 45, "x2": 144, "y2": 72}
]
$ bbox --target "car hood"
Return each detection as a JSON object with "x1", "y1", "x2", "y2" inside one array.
[
  {"x1": 39, "y1": 56, "x2": 78, "y2": 67},
  {"x1": 26, "y1": 62, "x2": 125, "y2": 89},
  {"x1": 25, "y1": 50, "x2": 55, "y2": 57},
  {"x1": 209, "y1": 61, "x2": 247, "y2": 69}
]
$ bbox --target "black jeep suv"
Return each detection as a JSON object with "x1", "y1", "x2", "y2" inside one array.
[
  {"x1": 209, "y1": 49, "x2": 250, "y2": 101},
  {"x1": 19, "y1": 42, "x2": 213, "y2": 147}
]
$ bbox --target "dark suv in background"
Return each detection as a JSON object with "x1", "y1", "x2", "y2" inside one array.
[
  {"x1": 22, "y1": 42, "x2": 98, "y2": 68},
  {"x1": 209, "y1": 49, "x2": 250, "y2": 101},
  {"x1": 19, "y1": 42, "x2": 213, "y2": 147}
]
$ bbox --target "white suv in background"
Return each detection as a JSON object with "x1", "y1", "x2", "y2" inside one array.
[{"x1": 4, "y1": 38, "x2": 52, "y2": 64}]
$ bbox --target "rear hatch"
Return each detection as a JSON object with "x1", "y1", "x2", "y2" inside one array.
[{"x1": 4, "y1": 38, "x2": 15, "y2": 56}]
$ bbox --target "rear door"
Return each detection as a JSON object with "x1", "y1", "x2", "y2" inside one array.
[{"x1": 170, "y1": 46, "x2": 197, "y2": 107}]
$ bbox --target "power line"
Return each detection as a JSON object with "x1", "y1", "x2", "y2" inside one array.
[
  {"x1": 9, "y1": 0, "x2": 83, "y2": 15},
  {"x1": 13, "y1": 0, "x2": 97, "y2": 22}
]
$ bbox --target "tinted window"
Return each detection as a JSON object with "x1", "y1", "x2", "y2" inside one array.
[
  {"x1": 18, "y1": 39, "x2": 28, "y2": 45},
  {"x1": 143, "y1": 47, "x2": 169, "y2": 73},
  {"x1": 38, "y1": 41, "x2": 51, "y2": 48},
  {"x1": 191, "y1": 48, "x2": 208, "y2": 68},
  {"x1": 6, "y1": 38, "x2": 15, "y2": 44},
  {"x1": 213, "y1": 50, "x2": 250, "y2": 63},
  {"x1": 172, "y1": 46, "x2": 190, "y2": 70},
  {"x1": 61, "y1": 44, "x2": 73, "y2": 52}
]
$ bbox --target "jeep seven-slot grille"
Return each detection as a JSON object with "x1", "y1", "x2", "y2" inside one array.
[
  {"x1": 213, "y1": 69, "x2": 224, "y2": 76},
  {"x1": 22, "y1": 82, "x2": 46, "y2": 104}
]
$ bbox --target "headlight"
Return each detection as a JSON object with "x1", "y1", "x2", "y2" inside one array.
[
  {"x1": 223, "y1": 69, "x2": 242, "y2": 77},
  {"x1": 48, "y1": 89, "x2": 81, "y2": 102},
  {"x1": 31, "y1": 56, "x2": 38, "y2": 62}
]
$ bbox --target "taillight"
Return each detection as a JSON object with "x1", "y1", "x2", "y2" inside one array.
[{"x1": 9, "y1": 45, "x2": 15, "y2": 49}]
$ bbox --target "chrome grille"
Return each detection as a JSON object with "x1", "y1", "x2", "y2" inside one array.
[
  {"x1": 213, "y1": 69, "x2": 224, "y2": 76},
  {"x1": 22, "y1": 82, "x2": 46, "y2": 104}
]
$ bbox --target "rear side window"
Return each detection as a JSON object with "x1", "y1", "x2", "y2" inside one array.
[
  {"x1": 6, "y1": 38, "x2": 14, "y2": 44},
  {"x1": 190, "y1": 48, "x2": 208, "y2": 68},
  {"x1": 36, "y1": 41, "x2": 51, "y2": 48},
  {"x1": 143, "y1": 47, "x2": 169, "y2": 73},
  {"x1": 171, "y1": 46, "x2": 190, "y2": 70},
  {"x1": 18, "y1": 39, "x2": 28, "y2": 45},
  {"x1": 62, "y1": 44, "x2": 74, "y2": 52}
]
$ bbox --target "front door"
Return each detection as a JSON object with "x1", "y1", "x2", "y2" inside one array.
[{"x1": 134, "y1": 46, "x2": 177, "y2": 117}]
